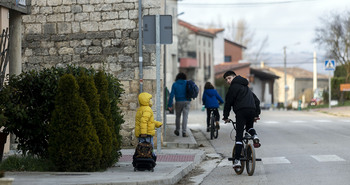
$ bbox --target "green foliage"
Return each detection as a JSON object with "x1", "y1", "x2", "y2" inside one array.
[
  {"x1": 0, "y1": 65, "x2": 124, "y2": 171},
  {"x1": 77, "y1": 72, "x2": 113, "y2": 169},
  {"x1": 334, "y1": 65, "x2": 347, "y2": 78},
  {"x1": 0, "y1": 68, "x2": 65, "y2": 157},
  {"x1": 49, "y1": 74, "x2": 102, "y2": 172},
  {"x1": 106, "y1": 73, "x2": 124, "y2": 160},
  {"x1": 0, "y1": 155, "x2": 56, "y2": 171},
  {"x1": 94, "y1": 71, "x2": 119, "y2": 163}
]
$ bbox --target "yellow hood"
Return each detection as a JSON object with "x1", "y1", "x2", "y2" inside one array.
[{"x1": 138, "y1": 92, "x2": 152, "y2": 106}]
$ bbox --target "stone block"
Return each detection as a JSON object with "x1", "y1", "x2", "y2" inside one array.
[
  {"x1": 47, "y1": 14, "x2": 65, "y2": 22},
  {"x1": 88, "y1": 46, "x2": 102, "y2": 54},
  {"x1": 81, "y1": 22, "x2": 99, "y2": 32},
  {"x1": 47, "y1": 0, "x2": 62, "y2": 6},
  {"x1": 43, "y1": 23, "x2": 56, "y2": 34},
  {"x1": 83, "y1": 5, "x2": 94, "y2": 12},
  {"x1": 102, "y1": 12, "x2": 118, "y2": 20},
  {"x1": 128, "y1": 10, "x2": 138, "y2": 19},
  {"x1": 119, "y1": 11, "x2": 128, "y2": 19},
  {"x1": 25, "y1": 24, "x2": 42, "y2": 34},
  {"x1": 74, "y1": 13, "x2": 89, "y2": 21},
  {"x1": 65, "y1": 13, "x2": 74, "y2": 21},
  {"x1": 40, "y1": 7, "x2": 53, "y2": 14},
  {"x1": 90, "y1": 12, "x2": 101, "y2": 21},
  {"x1": 22, "y1": 15, "x2": 36, "y2": 23},
  {"x1": 71, "y1": 5, "x2": 82, "y2": 13},
  {"x1": 58, "y1": 47, "x2": 74, "y2": 55},
  {"x1": 57, "y1": 22, "x2": 72, "y2": 34}
]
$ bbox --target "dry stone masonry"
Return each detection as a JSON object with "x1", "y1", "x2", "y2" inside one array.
[{"x1": 22, "y1": 0, "x2": 164, "y2": 146}]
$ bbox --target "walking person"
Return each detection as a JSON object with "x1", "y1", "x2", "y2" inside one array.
[
  {"x1": 222, "y1": 71, "x2": 261, "y2": 169},
  {"x1": 202, "y1": 82, "x2": 224, "y2": 132},
  {"x1": 167, "y1": 72, "x2": 191, "y2": 137}
]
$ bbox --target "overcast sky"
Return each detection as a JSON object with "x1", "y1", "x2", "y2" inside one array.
[
  {"x1": 178, "y1": 0, "x2": 350, "y2": 54},
  {"x1": 177, "y1": 0, "x2": 349, "y2": 73}
]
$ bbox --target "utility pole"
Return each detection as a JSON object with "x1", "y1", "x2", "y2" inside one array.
[
  {"x1": 283, "y1": 46, "x2": 288, "y2": 110},
  {"x1": 313, "y1": 51, "x2": 317, "y2": 91}
]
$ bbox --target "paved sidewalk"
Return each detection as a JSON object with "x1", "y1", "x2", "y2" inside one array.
[
  {"x1": 5, "y1": 112, "x2": 206, "y2": 185},
  {"x1": 310, "y1": 106, "x2": 350, "y2": 117}
]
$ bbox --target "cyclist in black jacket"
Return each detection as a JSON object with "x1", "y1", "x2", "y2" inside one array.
[{"x1": 222, "y1": 70, "x2": 261, "y2": 169}]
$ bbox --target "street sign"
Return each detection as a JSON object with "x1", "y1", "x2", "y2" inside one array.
[
  {"x1": 340, "y1": 83, "x2": 350, "y2": 92},
  {"x1": 143, "y1": 15, "x2": 173, "y2": 44},
  {"x1": 325, "y1": 60, "x2": 335, "y2": 71}
]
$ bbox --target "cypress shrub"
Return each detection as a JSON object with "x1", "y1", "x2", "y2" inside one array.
[
  {"x1": 77, "y1": 72, "x2": 113, "y2": 169},
  {"x1": 106, "y1": 73, "x2": 124, "y2": 160},
  {"x1": 94, "y1": 71, "x2": 119, "y2": 164},
  {"x1": 49, "y1": 74, "x2": 102, "y2": 171}
]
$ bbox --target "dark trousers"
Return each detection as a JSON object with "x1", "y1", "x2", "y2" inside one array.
[
  {"x1": 206, "y1": 108, "x2": 220, "y2": 127},
  {"x1": 234, "y1": 108, "x2": 257, "y2": 160}
]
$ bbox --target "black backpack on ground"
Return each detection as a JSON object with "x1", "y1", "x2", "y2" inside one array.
[{"x1": 132, "y1": 141, "x2": 156, "y2": 172}]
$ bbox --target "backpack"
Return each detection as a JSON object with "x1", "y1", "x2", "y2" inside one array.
[
  {"x1": 134, "y1": 141, "x2": 153, "y2": 159},
  {"x1": 186, "y1": 80, "x2": 199, "y2": 100}
]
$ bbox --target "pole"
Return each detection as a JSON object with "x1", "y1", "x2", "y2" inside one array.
[
  {"x1": 283, "y1": 46, "x2": 287, "y2": 110},
  {"x1": 163, "y1": 0, "x2": 167, "y2": 140},
  {"x1": 138, "y1": 0, "x2": 143, "y2": 93},
  {"x1": 313, "y1": 51, "x2": 317, "y2": 91},
  {"x1": 156, "y1": 15, "x2": 162, "y2": 153},
  {"x1": 328, "y1": 71, "x2": 331, "y2": 108}
]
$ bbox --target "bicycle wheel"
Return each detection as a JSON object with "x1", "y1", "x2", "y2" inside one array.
[
  {"x1": 246, "y1": 144, "x2": 256, "y2": 176},
  {"x1": 232, "y1": 145, "x2": 245, "y2": 175},
  {"x1": 213, "y1": 120, "x2": 218, "y2": 139},
  {"x1": 210, "y1": 115, "x2": 215, "y2": 140}
]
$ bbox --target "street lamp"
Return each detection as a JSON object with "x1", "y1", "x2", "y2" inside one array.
[{"x1": 283, "y1": 42, "x2": 300, "y2": 110}]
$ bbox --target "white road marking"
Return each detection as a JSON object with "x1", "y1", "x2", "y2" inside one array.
[
  {"x1": 314, "y1": 120, "x2": 332, "y2": 122},
  {"x1": 261, "y1": 121, "x2": 280, "y2": 124},
  {"x1": 262, "y1": 157, "x2": 291, "y2": 165},
  {"x1": 289, "y1": 120, "x2": 306, "y2": 123},
  {"x1": 340, "y1": 119, "x2": 350, "y2": 123},
  {"x1": 311, "y1": 155, "x2": 345, "y2": 162}
]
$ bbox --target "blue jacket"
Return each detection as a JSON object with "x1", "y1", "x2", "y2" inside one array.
[
  {"x1": 168, "y1": 79, "x2": 190, "y2": 108},
  {"x1": 202, "y1": 89, "x2": 224, "y2": 108}
]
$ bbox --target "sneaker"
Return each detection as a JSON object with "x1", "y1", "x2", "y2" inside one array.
[
  {"x1": 232, "y1": 159, "x2": 241, "y2": 169},
  {"x1": 182, "y1": 133, "x2": 188, "y2": 137},
  {"x1": 216, "y1": 121, "x2": 220, "y2": 130},
  {"x1": 253, "y1": 135, "x2": 261, "y2": 148},
  {"x1": 174, "y1": 130, "x2": 179, "y2": 136},
  {"x1": 206, "y1": 127, "x2": 210, "y2": 132}
]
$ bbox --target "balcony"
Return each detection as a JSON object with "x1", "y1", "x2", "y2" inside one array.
[{"x1": 180, "y1": 58, "x2": 198, "y2": 68}]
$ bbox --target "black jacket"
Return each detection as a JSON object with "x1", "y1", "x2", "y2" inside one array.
[{"x1": 223, "y1": 75, "x2": 261, "y2": 119}]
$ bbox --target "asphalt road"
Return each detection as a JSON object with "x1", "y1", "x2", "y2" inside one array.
[{"x1": 183, "y1": 110, "x2": 350, "y2": 185}]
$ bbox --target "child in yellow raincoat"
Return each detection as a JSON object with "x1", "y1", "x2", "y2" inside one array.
[{"x1": 135, "y1": 92, "x2": 163, "y2": 151}]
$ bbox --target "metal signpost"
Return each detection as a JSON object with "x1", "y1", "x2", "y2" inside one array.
[
  {"x1": 143, "y1": 15, "x2": 172, "y2": 153},
  {"x1": 325, "y1": 60, "x2": 336, "y2": 109}
]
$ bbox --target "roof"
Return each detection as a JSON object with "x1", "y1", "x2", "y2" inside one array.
[
  {"x1": 224, "y1": 39, "x2": 247, "y2": 49},
  {"x1": 215, "y1": 62, "x2": 250, "y2": 75},
  {"x1": 269, "y1": 67, "x2": 328, "y2": 79},
  {"x1": 206, "y1": 28, "x2": 225, "y2": 35},
  {"x1": 178, "y1": 19, "x2": 216, "y2": 38},
  {"x1": 250, "y1": 67, "x2": 280, "y2": 80}
]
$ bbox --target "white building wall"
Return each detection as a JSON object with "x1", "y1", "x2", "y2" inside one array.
[{"x1": 213, "y1": 31, "x2": 224, "y2": 65}]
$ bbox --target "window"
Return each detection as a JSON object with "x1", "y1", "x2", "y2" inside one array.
[
  {"x1": 187, "y1": 51, "x2": 196, "y2": 58},
  {"x1": 224, "y1": 56, "x2": 231, "y2": 62}
]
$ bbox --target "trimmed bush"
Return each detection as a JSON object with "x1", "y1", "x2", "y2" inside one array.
[
  {"x1": 77, "y1": 72, "x2": 113, "y2": 169},
  {"x1": 94, "y1": 71, "x2": 119, "y2": 163},
  {"x1": 49, "y1": 74, "x2": 102, "y2": 171}
]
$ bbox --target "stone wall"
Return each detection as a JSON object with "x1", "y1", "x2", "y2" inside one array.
[{"x1": 21, "y1": 0, "x2": 164, "y2": 146}]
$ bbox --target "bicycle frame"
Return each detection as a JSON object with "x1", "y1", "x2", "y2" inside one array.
[{"x1": 227, "y1": 120, "x2": 261, "y2": 176}]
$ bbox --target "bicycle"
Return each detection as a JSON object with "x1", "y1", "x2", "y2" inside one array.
[
  {"x1": 208, "y1": 108, "x2": 218, "y2": 140},
  {"x1": 226, "y1": 119, "x2": 261, "y2": 176}
]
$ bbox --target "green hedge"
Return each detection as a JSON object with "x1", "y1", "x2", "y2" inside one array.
[{"x1": 0, "y1": 66, "x2": 124, "y2": 171}]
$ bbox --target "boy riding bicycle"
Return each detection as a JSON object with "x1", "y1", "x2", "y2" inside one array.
[
  {"x1": 202, "y1": 82, "x2": 224, "y2": 132},
  {"x1": 222, "y1": 71, "x2": 261, "y2": 169}
]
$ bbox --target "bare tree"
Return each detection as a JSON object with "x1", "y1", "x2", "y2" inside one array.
[{"x1": 314, "y1": 10, "x2": 350, "y2": 82}]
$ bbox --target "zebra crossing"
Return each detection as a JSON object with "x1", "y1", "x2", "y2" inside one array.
[{"x1": 218, "y1": 154, "x2": 346, "y2": 167}]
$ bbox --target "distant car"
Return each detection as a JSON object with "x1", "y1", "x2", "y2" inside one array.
[{"x1": 309, "y1": 98, "x2": 323, "y2": 106}]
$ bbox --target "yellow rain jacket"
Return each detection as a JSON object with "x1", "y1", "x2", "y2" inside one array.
[{"x1": 135, "y1": 92, "x2": 163, "y2": 137}]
